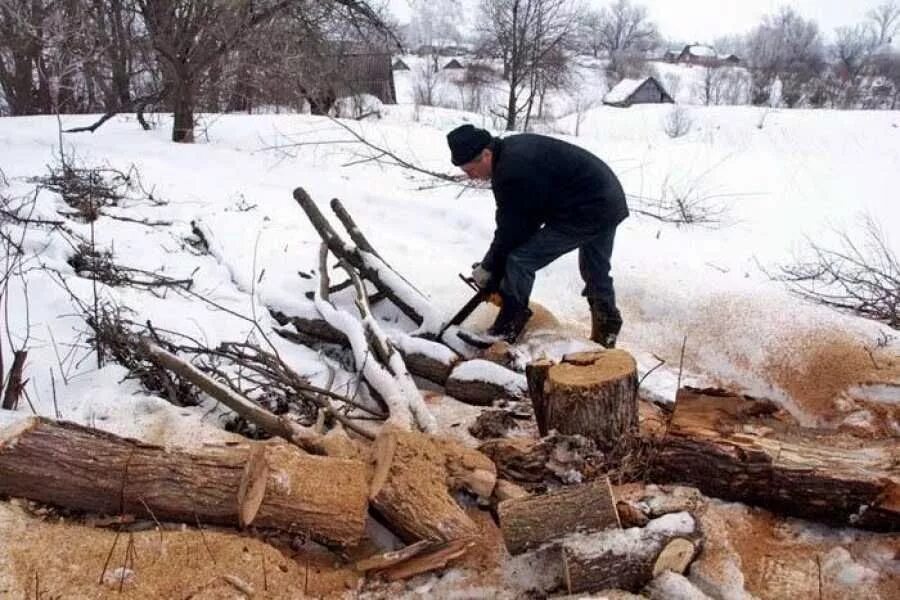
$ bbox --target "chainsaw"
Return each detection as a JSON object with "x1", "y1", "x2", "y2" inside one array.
[{"x1": 437, "y1": 273, "x2": 503, "y2": 343}]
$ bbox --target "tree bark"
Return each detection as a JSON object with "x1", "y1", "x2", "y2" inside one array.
[
  {"x1": 369, "y1": 428, "x2": 496, "y2": 542},
  {"x1": 171, "y1": 76, "x2": 195, "y2": 143},
  {"x1": 561, "y1": 513, "x2": 701, "y2": 594},
  {"x1": 652, "y1": 387, "x2": 900, "y2": 532},
  {"x1": 528, "y1": 350, "x2": 639, "y2": 449},
  {"x1": 0, "y1": 417, "x2": 369, "y2": 546},
  {"x1": 498, "y1": 478, "x2": 620, "y2": 555}
]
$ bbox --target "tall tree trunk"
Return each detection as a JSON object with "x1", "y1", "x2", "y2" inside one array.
[{"x1": 171, "y1": 76, "x2": 195, "y2": 143}]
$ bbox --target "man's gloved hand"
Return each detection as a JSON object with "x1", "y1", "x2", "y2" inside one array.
[{"x1": 471, "y1": 262, "x2": 492, "y2": 289}]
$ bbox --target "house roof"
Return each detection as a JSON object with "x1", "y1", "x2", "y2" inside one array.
[
  {"x1": 603, "y1": 78, "x2": 648, "y2": 104},
  {"x1": 683, "y1": 44, "x2": 717, "y2": 58}
]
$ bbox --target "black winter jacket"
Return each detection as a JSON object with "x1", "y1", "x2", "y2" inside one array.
[{"x1": 481, "y1": 133, "x2": 628, "y2": 275}]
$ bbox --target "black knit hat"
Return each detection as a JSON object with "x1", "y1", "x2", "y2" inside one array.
[{"x1": 447, "y1": 124, "x2": 492, "y2": 166}]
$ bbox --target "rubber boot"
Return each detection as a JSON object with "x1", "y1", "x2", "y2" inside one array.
[{"x1": 488, "y1": 294, "x2": 533, "y2": 343}]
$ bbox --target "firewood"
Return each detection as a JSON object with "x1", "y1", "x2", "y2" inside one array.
[
  {"x1": 375, "y1": 538, "x2": 475, "y2": 581},
  {"x1": 0, "y1": 417, "x2": 369, "y2": 546},
  {"x1": 498, "y1": 478, "x2": 620, "y2": 555},
  {"x1": 652, "y1": 387, "x2": 900, "y2": 531},
  {"x1": 478, "y1": 434, "x2": 606, "y2": 490},
  {"x1": 561, "y1": 512, "x2": 702, "y2": 594},
  {"x1": 368, "y1": 428, "x2": 496, "y2": 542},
  {"x1": 527, "y1": 350, "x2": 639, "y2": 449}
]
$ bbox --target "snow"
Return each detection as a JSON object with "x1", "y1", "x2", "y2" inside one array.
[
  {"x1": 647, "y1": 572, "x2": 713, "y2": 600},
  {"x1": 686, "y1": 45, "x2": 717, "y2": 58},
  {"x1": 449, "y1": 359, "x2": 527, "y2": 397},
  {"x1": 564, "y1": 512, "x2": 696, "y2": 559},
  {"x1": 0, "y1": 91, "x2": 897, "y2": 460},
  {"x1": 603, "y1": 78, "x2": 649, "y2": 104},
  {"x1": 821, "y1": 547, "x2": 880, "y2": 586}
]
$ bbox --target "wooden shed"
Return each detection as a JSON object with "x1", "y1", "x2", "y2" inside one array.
[
  {"x1": 443, "y1": 58, "x2": 465, "y2": 70},
  {"x1": 603, "y1": 77, "x2": 674, "y2": 107},
  {"x1": 392, "y1": 58, "x2": 410, "y2": 71},
  {"x1": 333, "y1": 53, "x2": 397, "y2": 104}
]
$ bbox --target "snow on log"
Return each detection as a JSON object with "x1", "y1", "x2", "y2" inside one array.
[
  {"x1": 293, "y1": 187, "x2": 442, "y2": 331},
  {"x1": 497, "y1": 478, "x2": 620, "y2": 555},
  {"x1": 369, "y1": 428, "x2": 497, "y2": 542},
  {"x1": 445, "y1": 359, "x2": 528, "y2": 405},
  {"x1": 652, "y1": 387, "x2": 900, "y2": 531},
  {"x1": 271, "y1": 307, "x2": 460, "y2": 385},
  {"x1": 527, "y1": 350, "x2": 638, "y2": 449},
  {"x1": 0, "y1": 417, "x2": 369, "y2": 546},
  {"x1": 561, "y1": 512, "x2": 702, "y2": 594}
]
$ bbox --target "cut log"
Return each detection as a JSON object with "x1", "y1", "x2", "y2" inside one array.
[
  {"x1": 498, "y1": 478, "x2": 620, "y2": 555},
  {"x1": 527, "y1": 350, "x2": 639, "y2": 450},
  {"x1": 561, "y1": 512, "x2": 701, "y2": 594},
  {"x1": 652, "y1": 387, "x2": 900, "y2": 531},
  {"x1": 369, "y1": 428, "x2": 496, "y2": 542},
  {"x1": 446, "y1": 359, "x2": 528, "y2": 406},
  {"x1": 478, "y1": 434, "x2": 606, "y2": 491},
  {"x1": 0, "y1": 417, "x2": 369, "y2": 546}
]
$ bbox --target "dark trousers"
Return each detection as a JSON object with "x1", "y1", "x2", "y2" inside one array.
[{"x1": 499, "y1": 223, "x2": 621, "y2": 322}]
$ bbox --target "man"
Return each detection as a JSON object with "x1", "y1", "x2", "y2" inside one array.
[{"x1": 446, "y1": 124, "x2": 628, "y2": 347}]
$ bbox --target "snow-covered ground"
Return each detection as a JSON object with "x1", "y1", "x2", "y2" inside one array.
[{"x1": 0, "y1": 101, "x2": 897, "y2": 442}]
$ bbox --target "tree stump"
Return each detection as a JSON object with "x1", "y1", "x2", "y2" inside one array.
[{"x1": 527, "y1": 350, "x2": 638, "y2": 449}]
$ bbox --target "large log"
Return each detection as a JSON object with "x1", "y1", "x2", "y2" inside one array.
[
  {"x1": 369, "y1": 428, "x2": 497, "y2": 542},
  {"x1": 527, "y1": 350, "x2": 638, "y2": 449},
  {"x1": 561, "y1": 512, "x2": 702, "y2": 594},
  {"x1": 653, "y1": 387, "x2": 900, "y2": 531},
  {"x1": 497, "y1": 478, "x2": 620, "y2": 555},
  {"x1": 0, "y1": 417, "x2": 369, "y2": 546}
]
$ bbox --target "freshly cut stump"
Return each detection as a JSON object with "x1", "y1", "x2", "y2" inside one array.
[
  {"x1": 561, "y1": 512, "x2": 702, "y2": 594},
  {"x1": 528, "y1": 350, "x2": 638, "y2": 449},
  {"x1": 369, "y1": 428, "x2": 496, "y2": 542},
  {"x1": 498, "y1": 478, "x2": 620, "y2": 555},
  {"x1": 0, "y1": 417, "x2": 368, "y2": 546}
]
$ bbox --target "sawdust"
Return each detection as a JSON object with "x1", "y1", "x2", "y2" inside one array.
[
  {"x1": 763, "y1": 329, "x2": 900, "y2": 427},
  {"x1": 0, "y1": 500, "x2": 358, "y2": 599},
  {"x1": 695, "y1": 500, "x2": 900, "y2": 600}
]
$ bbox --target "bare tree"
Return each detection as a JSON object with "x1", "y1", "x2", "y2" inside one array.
[
  {"x1": 831, "y1": 23, "x2": 878, "y2": 108},
  {"x1": 133, "y1": 0, "x2": 388, "y2": 143},
  {"x1": 407, "y1": 0, "x2": 463, "y2": 54},
  {"x1": 868, "y1": 0, "x2": 900, "y2": 46},
  {"x1": 478, "y1": 0, "x2": 580, "y2": 131},
  {"x1": 745, "y1": 6, "x2": 825, "y2": 107},
  {"x1": 591, "y1": 0, "x2": 658, "y2": 54},
  {"x1": 662, "y1": 105, "x2": 691, "y2": 138}
]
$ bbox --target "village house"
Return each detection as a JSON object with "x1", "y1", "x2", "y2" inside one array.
[{"x1": 603, "y1": 77, "x2": 674, "y2": 107}]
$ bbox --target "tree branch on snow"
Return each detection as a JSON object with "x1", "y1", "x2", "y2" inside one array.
[
  {"x1": 313, "y1": 243, "x2": 436, "y2": 432},
  {"x1": 775, "y1": 215, "x2": 899, "y2": 329},
  {"x1": 293, "y1": 187, "x2": 443, "y2": 333}
]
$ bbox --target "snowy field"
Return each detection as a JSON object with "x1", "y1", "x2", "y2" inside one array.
[{"x1": 0, "y1": 102, "x2": 896, "y2": 443}]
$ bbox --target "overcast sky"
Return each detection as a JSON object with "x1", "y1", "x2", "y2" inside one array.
[{"x1": 386, "y1": 1, "x2": 883, "y2": 43}]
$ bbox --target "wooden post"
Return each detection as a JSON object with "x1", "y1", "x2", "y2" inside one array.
[{"x1": 527, "y1": 350, "x2": 639, "y2": 449}]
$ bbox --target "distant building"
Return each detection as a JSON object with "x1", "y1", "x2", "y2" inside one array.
[
  {"x1": 603, "y1": 77, "x2": 674, "y2": 107},
  {"x1": 663, "y1": 49, "x2": 681, "y2": 63},
  {"x1": 673, "y1": 44, "x2": 740, "y2": 67},
  {"x1": 334, "y1": 53, "x2": 397, "y2": 104},
  {"x1": 443, "y1": 58, "x2": 465, "y2": 70},
  {"x1": 392, "y1": 58, "x2": 410, "y2": 71}
]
